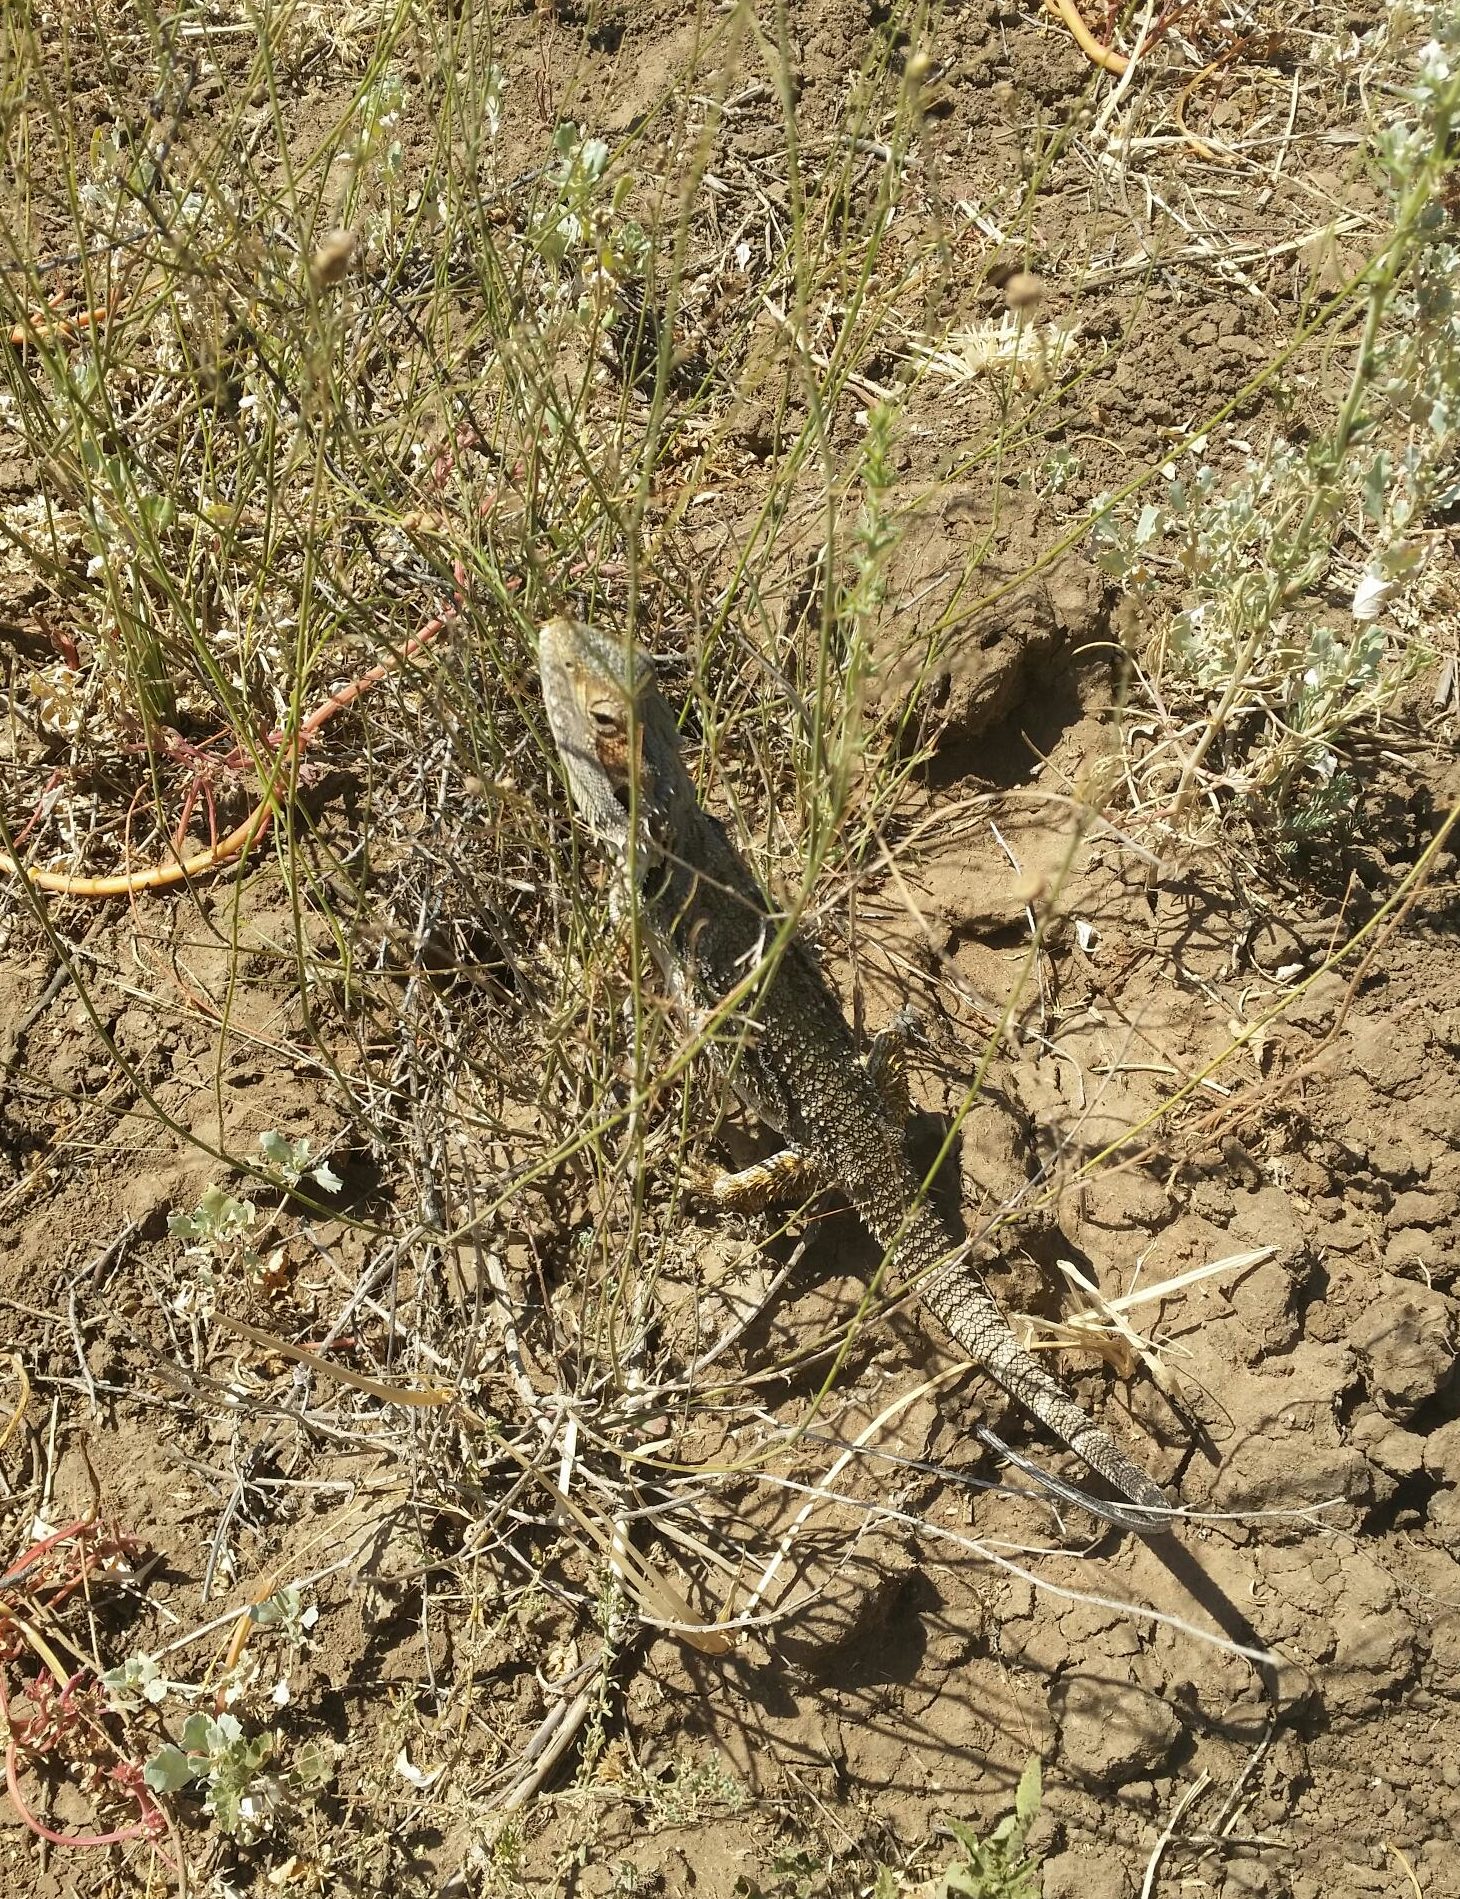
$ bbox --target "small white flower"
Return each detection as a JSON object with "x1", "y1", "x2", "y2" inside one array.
[{"x1": 394, "y1": 1749, "x2": 444, "y2": 1789}]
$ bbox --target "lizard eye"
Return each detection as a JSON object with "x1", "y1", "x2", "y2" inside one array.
[{"x1": 586, "y1": 692, "x2": 626, "y2": 734}]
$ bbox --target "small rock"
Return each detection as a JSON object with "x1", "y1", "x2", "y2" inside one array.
[
  {"x1": 1051, "y1": 1669, "x2": 1181, "y2": 1786},
  {"x1": 1023, "y1": 1807, "x2": 1061, "y2": 1862},
  {"x1": 999, "y1": 1615, "x2": 1068, "y2": 1677},
  {"x1": 875, "y1": 559, "x2": 1085, "y2": 746},
  {"x1": 1219, "y1": 1859, "x2": 1275, "y2": 1897},
  {"x1": 1214, "y1": 1430, "x2": 1373, "y2": 1522},
  {"x1": 1389, "y1": 1188, "x2": 1443, "y2": 1228},
  {"x1": 1283, "y1": 972, "x2": 1347, "y2": 1033},
  {"x1": 1041, "y1": 1847, "x2": 1131, "y2": 1899},
  {"x1": 113, "y1": 1006, "x2": 158, "y2": 1055},
  {"x1": 1350, "y1": 1411, "x2": 1427, "y2": 1480},
  {"x1": 1424, "y1": 1486, "x2": 1460, "y2": 1540},
  {"x1": 1364, "y1": 1130, "x2": 1427, "y2": 1180},
  {"x1": 1313, "y1": 1551, "x2": 1417, "y2": 1715},
  {"x1": 1188, "y1": 1177, "x2": 1234, "y2": 1225},
  {"x1": 1314, "y1": 1207, "x2": 1368, "y2": 1255},
  {"x1": 1422, "y1": 1418, "x2": 1460, "y2": 1485},
  {"x1": 1383, "y1": 1227, "x2": 1447, "y2": 1277},
  {"x1": 1228, "y1": 1256, "x2": 1301, "y2": 1360},
  {"x1": 1349, "y1": 1276, "x2": 1457, "y2": 1419},
  {"x1": 1228, "y1": 1184, "x2": 1308, "y2": 1253},
  {"x1": 1074, "y1": 1170, "x2": 1169, "y2": 1234}
]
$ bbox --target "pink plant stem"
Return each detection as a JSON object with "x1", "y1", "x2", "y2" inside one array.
[
  {"x1": 10, "y1": 770, "x2": 65, "y2": 852},
  {"x1": 1, "y1": 1517, "x2": 92, "y2": 1591},
  {"x1": 0, "y1": 1675, "x2": 171, "y2": 1859}
]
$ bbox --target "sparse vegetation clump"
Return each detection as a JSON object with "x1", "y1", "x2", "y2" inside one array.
[
  {"x1": 1095, "y1": 1, "x2": 1460, "y2": 859},
  {"x1": 870, "y1": 1762, "x2": 1043, "y2": 1899}
]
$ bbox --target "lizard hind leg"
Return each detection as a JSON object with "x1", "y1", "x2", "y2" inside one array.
[
  {"x1": 865, "y1": 1007, "x2": 920, "y2": 1127},
  {"x1": 699, "y1": 1145, "x2": 831, "y2": 1214}
]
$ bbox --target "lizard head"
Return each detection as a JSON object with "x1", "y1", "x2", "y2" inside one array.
[{"x1": 539, "y1": 615, "x2": 663, "y2": 865}]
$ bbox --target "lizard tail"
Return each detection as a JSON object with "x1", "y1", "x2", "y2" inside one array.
[{"x1": 920, "y1": 1256, "x2": 1171, "y2": 1526}]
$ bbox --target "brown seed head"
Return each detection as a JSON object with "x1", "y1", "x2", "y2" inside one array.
[{"x1": 309, "y1": 229, "x2": 357, "y2": 290}]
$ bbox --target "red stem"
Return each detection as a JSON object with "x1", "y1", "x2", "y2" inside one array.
[{"x1": 0, "y1": 1673, "x2": 171, "y2": 1858}]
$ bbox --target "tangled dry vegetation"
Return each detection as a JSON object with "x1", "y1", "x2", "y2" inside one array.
[{"x1": 1, "y1": 0, "x2": 1458, "y2": 1893}]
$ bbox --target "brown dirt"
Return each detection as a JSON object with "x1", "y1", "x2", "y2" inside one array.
[{"x1": 3, "y1": 2, "x2": 1459, "y2": 1898}]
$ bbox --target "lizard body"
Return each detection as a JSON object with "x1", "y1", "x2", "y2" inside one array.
[{"x1": 539, "y1": 616, "x2": 1169, "y2": 1531}]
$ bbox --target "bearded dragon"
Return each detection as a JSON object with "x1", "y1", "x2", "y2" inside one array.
[{"x1": 539, "y1": 616, "x2": 1170, "y2": 1533}]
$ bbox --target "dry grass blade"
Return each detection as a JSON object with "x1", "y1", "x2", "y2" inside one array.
[
  {"x1": 211, "y1": 1313, "x2": 454, "y2": 1406},
  {"x1": 1036, "y1": 1247, "x2": 1276, "y2": 1394}
]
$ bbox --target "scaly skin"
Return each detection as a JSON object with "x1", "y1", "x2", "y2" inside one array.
[{"x1": 540, "y1": 616, "x2": 1169, "y2": 1531}]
